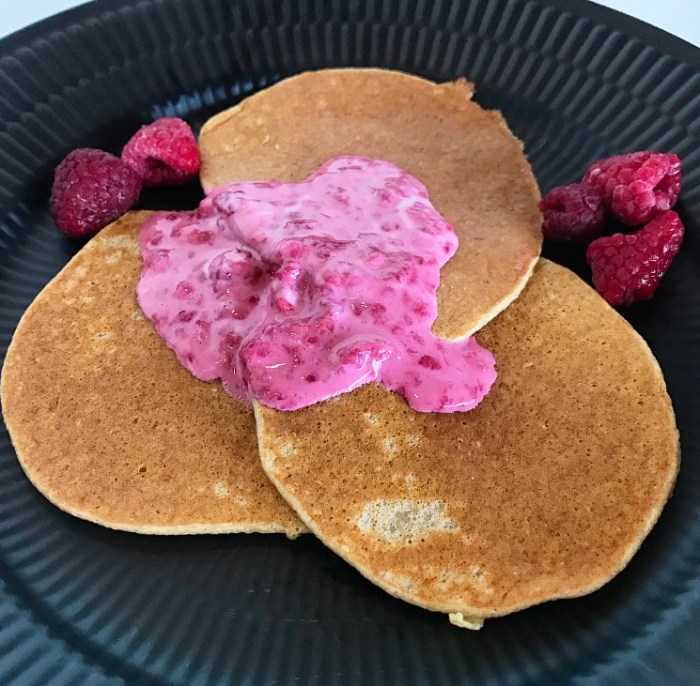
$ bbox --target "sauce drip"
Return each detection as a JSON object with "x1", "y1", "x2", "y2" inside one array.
[{"x1": 138, "y1": 156, "x2": 496, "y2": 412}]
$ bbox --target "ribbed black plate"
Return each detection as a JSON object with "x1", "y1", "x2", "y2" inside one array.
[{"x1": 1, "y1": 1, "x2": 699, "y2": 684}]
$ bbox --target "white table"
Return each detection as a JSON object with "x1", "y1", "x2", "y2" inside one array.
[{"x1": 0, "y1": 1, "x2": 698, "y2": 48}]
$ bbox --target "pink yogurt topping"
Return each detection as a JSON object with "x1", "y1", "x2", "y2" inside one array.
[{"x1": 137, "y1": 156, "x2": 497, "y2": 412}]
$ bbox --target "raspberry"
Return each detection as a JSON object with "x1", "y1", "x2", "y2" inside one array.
[
  {"x1": 586, "y1": 210, "x2": 684, "y2": 306},
  {"x1": 50, "y1": 148, "x2": 141, "y2": 237},
  {"x1": 539, "y1": 183, "x2": 605, "y2": 241},
  {"x1": 583, "y1": 151, "x2": 681, "y2": 225},
  {"x1": 122, "y1": 117, "x2": 199, "y2": 187}
]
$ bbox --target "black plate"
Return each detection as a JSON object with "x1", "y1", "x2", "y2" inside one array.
[{"x1": 1, "y1": 1, "x2": 699, "y2": 684}]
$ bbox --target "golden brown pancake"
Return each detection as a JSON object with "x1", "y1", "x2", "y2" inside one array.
[
  {"x1": 199, "y1": 68, "x2": 542, "y2": 339},
  {"x1": 256, "y1": 260, "x2": 679, "y2": 624},
  {"x1": 0, "y1": 212, "x2": 305, "y2": 536}
]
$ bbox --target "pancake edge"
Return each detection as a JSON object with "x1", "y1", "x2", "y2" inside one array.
[
  {"x1": 253, "y1": 259, "x2": 681, "y2": 623},
  {"x1": 0, "y1": 214, "x2": 306, "y2": 538}
]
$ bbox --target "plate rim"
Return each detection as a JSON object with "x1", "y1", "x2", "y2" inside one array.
[{"x1": 1, "y1": 0, "x2": 700, "y2": 69}]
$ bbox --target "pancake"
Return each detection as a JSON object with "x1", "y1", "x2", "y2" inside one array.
[
  {"x1": 255, "y1": 259, "x2": 680, "y2": 624},
  {"x1": 199, "y1": 68, "x2": 542, "y2": 339},
  {"x1": 0, "y1": 212, "x2": 305, "y2": 536}
]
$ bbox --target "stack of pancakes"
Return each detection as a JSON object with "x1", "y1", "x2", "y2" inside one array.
[{"x1": 0, "y1": 70, "x2": 679, "y2": 627}]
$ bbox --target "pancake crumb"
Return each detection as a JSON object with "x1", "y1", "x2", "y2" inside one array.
[{"x1": 448, "y1": 613, "x2": 484, "y2": 631}]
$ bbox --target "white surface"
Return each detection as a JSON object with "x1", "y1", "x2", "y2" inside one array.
[
  {"x1": 592, "y1": 0, "x2": 699, "y2": 47},
  {"x1": 1, "y1": 0, "x2": 91, "y2": 39},
  {"x1": 0, "y1": 0, "x2": 697, "y2": 46}
]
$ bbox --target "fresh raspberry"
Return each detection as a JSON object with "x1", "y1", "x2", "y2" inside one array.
[
  {"x1": 539, "y1": 183, "x2": 605, "y2": 241},
  {"x1": 50, "y1": 148, "x2": 141, "y2": 237},
  {"x1": 586, "y1": 210, "x2": 684, "y2": 306},
  {"x1": 583, "y1": 151, "x2": 681, "y2": 225},
  {"x1": 122, "y1": 117, "x2": 199, "y2": 187}
]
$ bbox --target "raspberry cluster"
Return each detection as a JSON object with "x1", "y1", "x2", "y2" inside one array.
[
  {"x1": 539, "y1": 151, "x2": 684, "y2": 305},
  {"x1": 50, "y1": 117, "x2": 199, "y2": 237}
]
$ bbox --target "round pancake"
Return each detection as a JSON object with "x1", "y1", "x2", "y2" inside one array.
[
  {"x1": 0, "y1": 212, "x2": 305, "y2": 536},
  {"x1": 199, "y1": 68, "x2": 542, "y2": 339},
  {"x1": 255, "y1": 260, "x2": 680, "y2": 621}
]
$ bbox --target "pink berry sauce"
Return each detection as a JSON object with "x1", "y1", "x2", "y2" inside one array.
[{"x1": 137, "y1": 156, "x2": 496, "y2": 412}]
